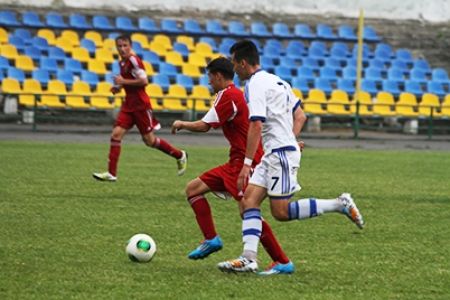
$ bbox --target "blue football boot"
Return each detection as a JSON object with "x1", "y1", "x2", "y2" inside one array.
[{"x1": 188, "y1": 236, "x2": 223, "y2": 260}]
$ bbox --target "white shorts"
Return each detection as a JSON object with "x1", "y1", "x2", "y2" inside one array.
[{"x1": 249, "y1": 149, "x2": 301, "y2": 199}]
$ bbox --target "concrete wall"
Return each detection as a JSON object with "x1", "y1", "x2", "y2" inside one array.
[{"x1": 1, "y1": 0, "x2": 450, "y2": 23}]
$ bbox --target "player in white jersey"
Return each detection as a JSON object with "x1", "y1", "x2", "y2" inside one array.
[{"x1": 218, "y1": 40, "x2": 365, "y2": 274}]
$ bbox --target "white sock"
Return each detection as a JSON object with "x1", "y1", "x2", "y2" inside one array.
[
  {"x1": 241, "y1": 208, "x2": 262, "y2": 258},
  {"x1": 288, "y1": 198, "x2": 343, "y2": 220}
]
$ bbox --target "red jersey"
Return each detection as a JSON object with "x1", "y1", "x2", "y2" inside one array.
[
  {"x1": 202, "y1": 84, "x2": 264, "y2": 164},
  {"x1": 119, "y1": 54, "x2": 151, "y2": 112}
]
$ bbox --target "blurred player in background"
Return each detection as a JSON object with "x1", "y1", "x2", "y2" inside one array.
[
  {"x1": 93, "y1": 35, "x2": 187, "y2": 182},
  {"x1": 218, "y1": 40, "x2": 365, "y2": 273},
  {"x1": 172, "y1": 57, "x2": 295, "y2": 275}
]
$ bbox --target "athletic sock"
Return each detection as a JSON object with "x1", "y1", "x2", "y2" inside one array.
[
  {"x1": 242, "y1": 208, "x2": 262, "y2": 259},
  {"x1": 153, "y1": 137, "x2": 182, "y2": 159},
  {"x1": 188, "y1": 195, "x2": 217, "y2": 240},
  {"x1": 260, "y1": 219, "x2": 290, "y2": 264},
  {"x1": 108, "y1": 138, "x2": 121, "y2": 176},
  {"x1": 288, "y1": 198, "x2": 343, "y2": 220}
]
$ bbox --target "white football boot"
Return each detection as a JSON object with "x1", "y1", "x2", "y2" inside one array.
[
  {"x1": 92, "y1": 171, "x2": 117, "y2": 182},
  {"x1": 338, "y1": 193, "x2": 365, "y2": 229},
  {"x1": 217, "y1": 256, "x2": 258, "y2": 273},
  {"x1": 177, "y1": 150, "x2": 188, "y2": 176}
]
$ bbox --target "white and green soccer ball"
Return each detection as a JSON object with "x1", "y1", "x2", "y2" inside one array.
[{"x1": 126, "y1": 234, "x2": 157, "y2": 263}]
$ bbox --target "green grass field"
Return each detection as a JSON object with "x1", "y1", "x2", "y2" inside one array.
[{"x1": 1, "y1": 141, "x2": 449, "y2": 299}]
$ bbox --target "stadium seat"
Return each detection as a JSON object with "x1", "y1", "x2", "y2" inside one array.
[
  {"x1": 206, "y1": 19, "x2": 227, "y2": 36},
  {"x1": 40, "y1": 57, "x2": 59, "y2": 73},
  {"x1": 361, "y1": 79, "x2": 378, "y2": 95},
  {"x1": 431, "y1": 68, "x2": 449, "y2": 86},
  {"x1": 395, "y1": 49, "x2": 413, "y2": 65},
  {"x1": 441, "y1": 95, "x2": 450, "y2": 117},
  {"x1": 413, "y1": 59, "x2": 431, "y2": 74},
  {"x1": 279, "y1": 57, "x2": 297, "y2": 72},
  {"x1": 337, "y1": 25, "x2": 357, "y2": 42},
  {"x1": 410, "y1": 68, "x2": 428, "y2": 85},
  {"x1": 32, "y1": 69, "x2": 51, "y2": 86},
  {"x1": 64, "y1": 58, "x2": 83, "y2": 74},
  {"x1": 273, "y1": 22, "x2": 293, "y2": 38},
  {"x1": 328, "y1": 90, "x2": 351, "y2": 115},
  {"x1": 90, "y1": 96, "x2": 114, "y2": 109},
  {"x1": 427, "y1": 81, "x2": 446, "y2": 98},
  {"x1": 324, "y1": 57, "x2": 342, "y2": 72},
  {"x1": 72, "y1": 47, "x2": 91, "y2": 63},
  {"x1": 176, "y1": 74, "x2": 194, "y2": 93},
  {"x1": 46, "y1": 12, "x2": 68, "y2": 28},
  {"x1": 351, "y1": 91, "x2": 373, "y2": 116},
  {"x1": 61, "y1": 30, "x2": 81, "y2": 47},
  {"x1": 0, "y1": 10, "x2": 20, "y2": 26},
  {"x1": 184, "y1": 19, "x2": 204, "y2": 35},
  {"x1": 56, "y1": 70, "x2": 74, "y2": 86},
  {"x1": 164, "y1": 84, "x2": 189, "y2": 111},
  {"x1": 7, "y1": 67, "x2": 25, "y2": 82},
  {"x1": 302, "y1": 57, "x2": 320, "y2": 72},
  {"x1": 363, "y1": 26, "x2": 382, "y2": 42},
  {"x1": 316, "y1": 24, "x2": 337, "y2": 40},
  {"x1": 304, "y1": 89, "x2": 327, "y2": 114},
  {"x1": 419, "y1": 93, "x2": 441, "y2": 117},
  {"x1": 396, "y1": 93, "x2": 418, "y2": 117},
  {"x1": 387, "y1": 68, "x2": 405, "y2": 85},
  {"x1": 22, "y1": 11, "x2": 44, "y2": 27},
  {"x1": 93, "y1": 15, "x2": 115, "y2": 30},
  {"x1": 373, "y1": 91, "x2": 395, "y2": 116},
  {"x1": 337, "y1": 78, "x2": 355, "y2": 95},
  {"x1": 343, "y1": 66, "x2": 357, "y2": 80},
  {"x1": 46, "y1": 79, "x2": 68, "y2": 95},
  {"x1": 0, "y1": 55, "x2": 10, "y2": 72},
  {"x1": 251, "y1": 22, "x2": 272, "y2": 38},
  {"x1": 14, "y1": 28, "x2": 32, "y2": 41},
  {"x1": 382, "y1": 80, "x2": 402, "y2": 97},
  {"x1": 66, "y1": 93, "x2": 90, "y2": 108},
  {"x1": 0, "y1": 44, "x2": 19, "y2": 60},
  {"x1": 314, "y1": 78, "x2": 333, "y2": 95},
  {"x1": 80, "y1": 38, "x2": 97, "y2": 55},
  {"x1": 37, "y1": 29, "x2": 56, "y2": 45},
  {"x1": 153, "y1": 34, "x2": 173, "y2": 50},
  {"x1": 84, "y1": 31, "x2": 103, "y2": 48},
  {"x1": 152, "y1": 74, "x2": 170, "y2": 92},
  {"x1": 296, "y1": 66, "x2": 315, "y2": 84},
  {"x1": 131, "y1": 33, "x2": 149, "y2": 49},
  {"x1": 145, "y1": 83, "x2": 165, "y2": 109},
  {"x1": 285, "y1": 41, "x2": 305, "y2": 59},
  {"x1": 24, "y1": 46, "x2": 42, "y2": 61},
  {"x1": 9, "y1": 36, "x2": 26, "y2": 51},
  {"x1": 172, "y1": 42, "x2": 190, "y2": 59},
  {"x1": 228, "y1": 21, "x2": 248, "y2": 37},
  {"x1": 0, "y1": 27, "x2": 8, "y2": 43},
  {"x1": 88, "y1": 60, "x2": 107, "y2": 75},
  {"x1": 365, "y1": 67, "x2": 384, "y2": 84},
  {"x1": 404, "y1": 80, "x2": 424, "y2": 98},
  {"x1": 390, "y1": 60, "x2": 409, "y2": 74},
  {"x1": 95, "y1": 48, "x2": 115, "y2": 64},
  {"x1": 116, "y1": 16, "x2": 136, "y2": 31},
  {"x1": 292, "y1": 88, "x2": 304, "y2": 100},
  {"x1": 81, "y1": 70, "x2": 99, "y2": 88},
  {"x1": 102, "y1": 38, "x2": 118, "y2": 55},
  {"x1": 55, "y1": 37, "x2": 73, "y2": 53},
  {"x1": 161, "y1": 18, "x2": 182, "y2": 34},
  {"x1": 319, "y1": 67, "x2": 338, "y2": 83},
  {"x1": 71, "y1": 80, "x2": 92, "y2": 96},
  {"x1": 199, "y1": 37, "x2": 218, "y2": 52},
  {"x1": 159, "y1": 62, "x2": 178, "y2": 80},
  {"x1": 189, "y1": 85, "x2": 212, "y2": 112},
  {"x1": 70, "y1": 13, "x2": 92, "y2": 30},
  {"x1": 1, "y1": 78, "x2": 21, "y2": 94},
  {"x1": 187, "y1": 53, "x2": 207, "y2": 68},
  {"x1": 292, "y1": 76, "x2": 311, "y2": 95},
  {"x1": 274, "y1": 66, "x2": 294, "y2": 82},
  {"x1": 164, "y1": 51, "x2": 184, "y2": 67},
  {"x1": 23, "y1": 79, "x2": 43, "y2": 95},
  {"x1": 138, "y1": 17, "x2": 159, "y2": 33},
  {"x1": 294, "y1": 23, "x2": 316, "y2": 39},
  {"x1": 142, "y1": 50, "x2": 161, "y2": 66},
  {"x1": 182, "y1": 64, "x2": 202, "y2": 78},
  {"x1": 195, "y1": 42, "x2": 214, "y2": 58}
]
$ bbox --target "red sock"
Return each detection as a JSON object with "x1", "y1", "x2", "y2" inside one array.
[
  {"x1": 260, "y1": 219, "x2": 290, "y2": 264},
  {"x1": 188, "y1": 195, "x2": 217, "y2": 240},
  {"x1": 154, "y1": 137, "x2": 182, "y2": 159},
  {"x1": 108, "y1": 138, "x2": 121, "y2": 176}
]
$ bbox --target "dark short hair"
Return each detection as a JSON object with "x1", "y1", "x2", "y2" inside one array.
[
  {"x1": 115, "y1": 34, "x2": 132, "y2": 44},
  {"x1": 229, "y1": 40, "x2": 259, "y2": 66},
  {"x1": 206, "y1": 57, "x2": 235, "y2": 80}
]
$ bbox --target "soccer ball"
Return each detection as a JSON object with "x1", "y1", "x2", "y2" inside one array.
[{"x1": 126, "y1": 233, "x2": 157, "y2": 263}]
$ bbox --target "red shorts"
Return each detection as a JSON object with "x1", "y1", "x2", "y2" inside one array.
[
  {"x1": 200, "y1": 159, "x2": 245, "y2": 201},
  {"x1": 114, "y1": 109, "x2": 160, "y2": 135}
]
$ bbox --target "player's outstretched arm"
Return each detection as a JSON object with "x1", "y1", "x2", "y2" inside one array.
[{"x1": 171, "y1": 120, "x2": 211, "y2": 134}]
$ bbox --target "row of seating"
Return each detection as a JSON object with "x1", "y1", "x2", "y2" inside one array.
[{"x1": 0, "y1": 10, "x2": 382, "y2": 42}]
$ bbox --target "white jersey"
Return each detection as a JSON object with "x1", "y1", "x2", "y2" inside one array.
[{"x1": 244, "y1": 70, "x2": 301, "y2": 153}]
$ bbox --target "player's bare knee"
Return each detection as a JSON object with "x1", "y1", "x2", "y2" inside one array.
[
  {"x1": 143, "y1": 135, "x2": 155, "y2": 147},
  {"x1": 185, "y1": 180, "x2": 197, "y2": 198},
  {"x1": 272, "y1": 209, "x2": 290, "y2": 221}
]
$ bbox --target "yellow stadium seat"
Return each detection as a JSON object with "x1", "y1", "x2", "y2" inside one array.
[
  {"x1": 373, "y1": 91, "x2": 396, "y2": 116},
  {"x1": 0, "y1": 27, "x2": 8, "y2": 43},
  {"x1": 102, "y1": 38, "x2": 118, "y2": 54},
  {"x1": 292, "y1": 88, "x2": 304, "y2": 101},
  {"x1": 182, "y1": 64, "x2": 202, "y2": 78},
  {"x1": 164, "y1": 84, "x2": 189, "y2": 111},
  {"x1": 0, "y1": 44, "x2": 19, "y2": 59},
  {"x1": 39, "y1": 95, "x2": 65, "y2": 108},
  {"x1": 96, "y1": 81, "x2": 113, "y2": 96},
  {"x1": 165, "y1": 51, "x2": 185, "y2": 67},
  {"x1": 328, "y1": 90, "x2": 351, "y2": 115},
  {"x1": 1, "y1": 78, "x2": 21, "y2": 94},
  {"x1": 55, "y1": 37, "x2": 74, "y2": 53},
  {"x1": 351, "y1": 91, "x2": 373, "y2": 116},
  {"x1": 176, "y1": 36, "x2": 194, "y2": 51},
  {"x1": 153, "y1": 34, "x2": 172, "y2": 50},
  {"x1": 88, "y1": 60, "x2": 107, "y2": 75},
  {"x1": 66, "y1": 95, "x2": 90, "y2": 108},
  {"x1": 95, "y1": 48, "x2": 115, "y2": 64},
  {"x1": 396, "y1": 93, "x2": 419, "y2": 117},
  {"x1": 72, "y1": 47, "x2": 91, "y2": 62},
  {"x1": 19, "y1": 95, "x2": 35, "y2": 106},
  {"x1": 189, "y1": 85, "x2": 212, "y2": 112},
  {"x1": 304, "y1": 89, "x2": 327, "y2": 115},
  {"x1": 71, "y1": 81, "x2": 92, "y2": 96},
  {"x1": 37, "y1": 29, "x2": 56, "y2": 45},
  {"x1": 187, "y1": 53, "x2": 207, "y2": 67},
  {"x1": 419, "y1": 93, "x2": 442, "y2": 117},
  {"x1": 61, "y1": 30, "x2": 80, "y2": 47},
  {"x1": 46, "y1": 80, "x2": 67, "y2": 95},
  {"x1": 84, "y1": 31, "x2": 103, "y2": 48},
  {"x1": 131, "y1": 33, "x2": 149, "y2": 49},
  {"x1": 143, "y1": 61, "x2": 155, "y2": 76},
  {"x1": 23, "y1": 79, "x2": 43, "y2": 95},
  {"x1": 195, "y1": 42, "x2": 213, "y2": 58},
  {"x1": 441, "y1": 94, "x2": 450, "y2": 117},
  {"x1": 145, "y1": 83, "x2": 164, "y2": 110},
  {"x1": 90, "y1": 96, "x2": 113, "y2": 109},
  {"x1": 149, "y1": 41, "x2": 167, "y2": 57},
  {"x1": 15, "y1": 55, "x2": 35, "y2": 72}
]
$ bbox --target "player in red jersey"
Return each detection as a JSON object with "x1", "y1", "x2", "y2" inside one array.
[
  {"x1": 93, "y1": 35, "x2": 187, "y2": 182},
  {"x1": 171, "y1": 57, "x2": 293, "y2": 275}
]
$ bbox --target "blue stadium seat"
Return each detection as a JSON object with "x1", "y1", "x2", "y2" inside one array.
[
  {"x1": 152, "y1": 74, "x2": 170, "y2": 92},
  {"x1": 286, "y1": 40, "x2": 305, "y2": 59},
  {"x1": 111, "y1": 62, "x2": 120, "y2": 75},
  {"x1": 24, "y1": 46, "x2": 42, "y2": 61},
  {"x1": 228, "y1": 21, "x2": 248, "y2": 37},
  {"x1": 159, "y1": 62, "x2": 178, "y2": 80},
  {"x1": 273, "y1": 22, "x2": 293, "y2": 38},
  {"x1": 14, "y1": 28, "x2": 32, "y2": 41},
  {"x1": 32, "y1": 69, "x2": 51, "y2": 86},
  {"x1": 176, "y1": 74, "x2": 194, "y2": 93},
  {"x1": 32, "y1": 36, "x2": 50, "y2": 51},
  {"x1": 319, "y1": 67, "x2": 338, "y2": 83},
  {"x1": 382, "y1": 80, "x2": 402, "y2": 97},
  {"x1": 374, "y1": 49, "x2": 391, "y2": 64},
  {"x1": 80, "y1": 38, "x2": 97, "y2": 55},
  {"x1": 329, "y1": 46, "x2": 348, "y2": 62},
  {"x1": 314, "y1": 78, "x2": 333, "y2": 95},
  {"x1": 56, "y1": 70, "x2": 74, "y2": 86},
  {"x1": 302, "y1": 57, "x2": 320, "y2": 72},
  {"x1": 365, "y1": 67, "x2": 384, "y2": 84},
  {"x1": 81, "y1": 70, "x2": 99, "y2": 88},
  {"x1": 46, "y1": 12, "x2": 68, "y2": 28},
  {"x1": 395, "y1": 49, "x2": 413, "y2": 65},
  {"x1": 7, "y1": 67, "x2": 25, "y2": 83},
  {"x1": 9, "y1": 36, "x2": 26, "y2": 51},
  {"x1": 275, "y1": 66, "x2": 294, "y2": 82},
  {"x1": 249, "y1": 38, "x2": 263, "y2": 53},
  {"x1": 184, "y1": 19, "x2": 204, "y2": 35},
  {"x1": 48, "y1": 46, "x2": 67, "y2": 62},
  {"x1": 387, "y1": 68, "x2": 405, "y2": 85},
  {"x1": 413, "y1": 59, "x2": 431, "y2": 74},
  {"x1": 279, "y1": 57, "x2": 297, "y2": 70},
  {"x1": 361, "y1": 79, "x2": 378, "y2": 95},
  {"x1": 338, "y1": 25, "x2": 357, "y2": 42},
  {"x1": 173, "y1": 42, "x2": 190, "y2": 58},
  {"x1": 266, "y1": 39, "x2": 284, "y2": 53},
  {"x1": 22, "y1": 11, "x2": 44, "y2": 27},
  {"x1": 142, "y1": 50, "x2": 161, "y2": 67},
  {"x1": 0, "y1": 56, "x2": 11, "y2": 71},
  {"x1": 40, "y1": 57, "x2": 59, "y2": 73},
  {"x1": 161, "y1": 18, "x2": 182, "y2": 34},
  {"x1": 308, "y1": 46, "x2": 327, "y2": 61},
  {"x1": 343, "y1": 66, "x2": 357, "y2": 80},
  {"x1": 64, "y1": 58, "x2": 83, "y2": 74},
  {"x1": 292, "y1": 77, "x2": 311, "y2": 95},
  {"x1": 410, "y1": 68, "x2": 428, "y2": 85},
  {"x1": 337, "y1": 78, "x2": 355, "y2": 94},
  {"x1": 199, "y1": 74, "x2": 210, "y2": 87},
  {"x1": 363, "y1": 26, "x2": 382, "y2": 42},
  {"x1": 390, "y1": 60, "x2": 409, "y2": 75},
  {"x1": 263, "y1": 45, "x2": 281, "y2": 59},
  {"x1": 131, "y1": 41, "x2": 144, "y2": 56},
  {"x1": 93, "y1": 15, "x2": 115, "y2": 30},
  {"x1": 251, "y1": 22, "x2": 272, "y2": 38},
  {"x1": 431, "y1": 68, "x2": 449, "y2": 84},
  {"x1": 199, "y1": 37, "x2": 218, "y2": 52},
  {"x1": 368, "y1": 59, "x2": 386, "y2": 71},
  {"x1": 404, "y1": 80, "x2": 424, "y2": 98},
  {"x1": 294, "y1": 23, "x2": 316, "y2": 39},
  {"x1": 351, "y1": 44, "x2": 372, "y2": 61},
  {"x1": 260, "y1": 56, "x2": 276, "y2": 72},
  {"x1": 70, "y1": 13, "x2": 92, "y2": 30},
  {"x1": 206, "y1": 20, "x2": 227, "y2": 36},
  {"x1": 0, "y1": 10, "x2": 20, "y2": 26},
  {"x1": 138, "y1": 17, "x2": 159, "y2": 33},
  {"x1": 297, "y1": 66, "x2": 315, "y2": 83},
  {"x1": 316, "y1": 24, "x2": 337, "y2": 40},
  {"x1": 116, "y1": 16, "x2": 137, "y2": 31},
  {"x1": 324, "y1": 57, "x2": 342, "y2": 72},
  {"x1": 427, "y1": 81, "x2": 446, "y2": 98}
]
